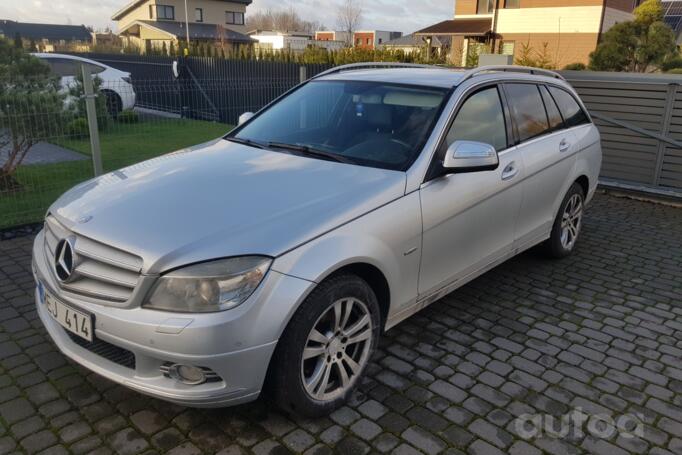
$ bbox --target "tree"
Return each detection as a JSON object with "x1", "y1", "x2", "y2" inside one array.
[
  {"x1": 0, "y1": 38, "x2": 64, "y2": 190},
  {"x1": 13, "y1": 32, "x2": 22, "y2": 49},
  {"x1": 336, "y1": 0, "x2": 362, "y2": 45},
  {"x1": 589, "y1": 0, "x2": 677, "y2": 72},
  {"x1": 246, "y1": 7, "x2": 325, "y2": 34}
]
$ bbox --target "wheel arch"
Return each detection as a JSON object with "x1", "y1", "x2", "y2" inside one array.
[
  {"x1": 574, "y1": 175, "x2": 589, "y2": 197},
  {"x1": 324, "y1": 262, "x2": 391, "y2": 330}
]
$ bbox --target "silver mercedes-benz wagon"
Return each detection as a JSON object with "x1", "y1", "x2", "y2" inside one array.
[{"x1": 33, "y1": 64, "x2": 601, "y2": 416}]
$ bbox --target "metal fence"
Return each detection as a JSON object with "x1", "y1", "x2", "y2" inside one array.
[
  {"x1": 72, "y1": 54, "x2": 334, "y2": 124},
  {"x1": 2, "y1": 60, "x2": 682, "y2": 231},
  {"x1": 561, "y1": 70, "x2": 682, "y2": 193},
  {"x1": 0, "y1": 71, "x2": 235, "y2": 229}
]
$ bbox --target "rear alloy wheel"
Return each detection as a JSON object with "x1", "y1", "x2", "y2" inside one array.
[
  {"x1": 545, "y1": 183, "x2": 585, "y2": 258},
  {"x1": 271, "y1": 274, "x2": 380, "y2": 417}
]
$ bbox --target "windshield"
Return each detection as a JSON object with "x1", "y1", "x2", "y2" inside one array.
[{"x1": 230, "y1": 80, "x2": 449, "y2": 171}]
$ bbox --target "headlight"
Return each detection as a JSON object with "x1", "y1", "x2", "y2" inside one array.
[{"x1": 143, "y1": 256, "x2": 271, "y2": 313}]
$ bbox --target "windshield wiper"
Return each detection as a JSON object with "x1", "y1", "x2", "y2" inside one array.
[
  {"x1": 225, "y1": 136, "x2": 267, "y2": 149},
  {"x1": 267, "y1": 142, "x2": 353, "y2": 164}
]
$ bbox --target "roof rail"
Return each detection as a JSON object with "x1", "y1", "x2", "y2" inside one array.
[
  {"x1": 312, "y1": 62, "x2": 446, "y2": 79},
  {"x1": 460, "y1": 65, "x2": 566, "y2": 83}
]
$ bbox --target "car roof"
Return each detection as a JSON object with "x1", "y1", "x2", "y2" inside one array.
[
  {"x1": 32, "y1": 53, "x2": 107, "y2": 67},
  {"x1": 314, "y1": 66, "x2": 572, "y2": 91},
  {"x1": 317, "y1": 68, "x2": 467, "y2": 89}
]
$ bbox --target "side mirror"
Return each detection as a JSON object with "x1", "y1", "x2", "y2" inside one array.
[
  {"x1": 238, "y1": 112, "x2": 255, "y2": 126},
  {"x1": 442, "y1": 140, "x2": 499, "y2": 174}
]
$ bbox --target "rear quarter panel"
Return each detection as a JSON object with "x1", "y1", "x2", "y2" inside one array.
[{"x1": 572, "y1": 123, "x2": 602, "y2": 204}]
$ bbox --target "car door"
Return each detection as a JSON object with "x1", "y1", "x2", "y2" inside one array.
[
  {"x1": 504, "y1": 83, "x2": 578, "y2": 249},
  {"x1": 418, "y1": 84, "x2": 525, "y2": 297}
]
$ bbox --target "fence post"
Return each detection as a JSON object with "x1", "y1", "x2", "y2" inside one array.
[
  {"x1": 653, "y1": 83, "x2": 678, "y2": 187},
  {"x1": 299, "y1": 66, "x2": 307, "y2": 84},
  {"x1": 81, "y1": 65, "x2": 103, "y2": 177}
]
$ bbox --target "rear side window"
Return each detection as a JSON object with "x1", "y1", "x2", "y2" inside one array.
[
  {"x1": 505, "y1": 83, "x2": 551, "y2": 142},
  {"x1": 43, "y1": 58, "x2": 79, "y2": 77},
  {"x1": 548, "y1": 86, "x2": 589, "y2": 127},
  {"x1": 86, "y1": 63, "x2": 105, "y2": 75},
  {"x1": 444, "y1": 86, "x2": 507, "y2": 151},
  {"x1": 539, "y1": 85, "x2": 563, "y2": 131}
]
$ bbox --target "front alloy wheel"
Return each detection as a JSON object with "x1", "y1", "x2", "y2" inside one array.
[
  {"x1": 270, "y1": 274, "x2": 380, "y2": 417},
  {"x1": 302, "y1": 297, "x2": 373, "y2": 401}
]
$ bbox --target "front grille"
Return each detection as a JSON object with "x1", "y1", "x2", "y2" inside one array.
[
  {"x1": 65, "y1": 330, "x2": 136, "y2": 369},
  {"x1": 43, "y1": 215, "x2": 143, "y2": 305}
]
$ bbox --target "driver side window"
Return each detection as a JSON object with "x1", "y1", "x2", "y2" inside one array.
[{"x1": 444, "y1": 86, "x2": 507, "y2": 152}]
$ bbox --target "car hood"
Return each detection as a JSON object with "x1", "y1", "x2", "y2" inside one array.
[{"x1": 51, "y1": 139, "x2": 406, "y2": 274}]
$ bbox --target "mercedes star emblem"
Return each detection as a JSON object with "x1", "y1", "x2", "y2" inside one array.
[{"x1": 54, "y1": 237, "x2": 76, "y2": 282}]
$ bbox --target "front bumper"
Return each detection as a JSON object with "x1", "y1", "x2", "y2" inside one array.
[{"x1": 32, "y1": 230, "x2": 313, "y2": 407}]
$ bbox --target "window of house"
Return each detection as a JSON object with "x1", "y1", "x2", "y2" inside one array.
[
  {"x1": 477, "y1": 0, "x2": 494, "y2": 14},
  {"x1": 195, "y1": 8, "x2": 203, "y2": 22},
  {"x1": 366, "y1": 38, "x2": 371, "y2": 45},
  {"x1": 500, "y1": 41, "x2": 515, "y2": 55},
  {"x1": 149, "y1": 4, "x2": 153, "y2": 19},
  {"x1": 505, "y1": 83, "x2": 551, "y2": 142},
  {"x1": 505, "y1": 0, "x2": 520, "y2": 8},
  {"x1": 539, "y1": 85, "x2": 564, "y2": 131},
  {"x1": 548, "y1": 86, "x2": 590, "y2": 127},
  {"x1": 226, "y1": 11, "x2": 244, "y2": 25},
  {"x1": 444, "y1": 86, "x2": 507, "y2": 152},
  {"x1": 155, "y1": 5, "x2": 175, "y2": 20}
]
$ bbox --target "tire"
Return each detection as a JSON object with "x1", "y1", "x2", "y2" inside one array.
[
  {"x1": 544, "y1": 182, "x2": 585, "y2": 258},
  {"x1": 270, "y1": 274, "x2": 381, "y2": 417},
  {"x1": 104, "y1": 91, "x2": 122, "y2": 117}
]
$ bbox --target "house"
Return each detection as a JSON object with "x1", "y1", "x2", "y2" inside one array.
[
  {"x1": 662, "y1": 0, "x2": 682, "y2": 44},
  {"x1": 315, "y1": 30, "x2": 351, "y2": 45},
  {"x1": 353, "y1": 30, "x2": 402, "y2": 49},
  {"x1": 249, "y1": 30, "x2": 311, "y2": 52},
  {"x1": 0, "y1": 20, "x2": 92, "y2": 52},
  {"x1": 381, "y1": 33, "x2": 451, "y2": 57},
  {"x1": 416, "y1": 0, "x2": 642, "y2": 67},
  {"x1": 112, "y1": 0, "x2": 254, "y2": 53},
  {"x1": 249, "y1": 30, "x2": 349, "y2": 53}
]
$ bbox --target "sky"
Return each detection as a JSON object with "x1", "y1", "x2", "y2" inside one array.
[{"x1": 0, "y1": 0, "x2": 452, "y2": 34}]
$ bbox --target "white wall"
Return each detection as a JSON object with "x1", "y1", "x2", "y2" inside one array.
[{"x1": 496, "y1": 6, "x2": 604, "y2": 34}]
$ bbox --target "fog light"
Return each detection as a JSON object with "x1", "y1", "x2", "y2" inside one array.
[{"x1": 169, "y1": 364, "x2": 206, "y2": 385}]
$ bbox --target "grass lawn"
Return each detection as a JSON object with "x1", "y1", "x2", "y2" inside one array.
[{"x1": 1, "y1": 119, "x2": 232, "y2": 229}]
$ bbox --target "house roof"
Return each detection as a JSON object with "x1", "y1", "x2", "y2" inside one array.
[
  {"x1": 128, "y1": 20, "x2": 254, "y2": 43},
  {"x1": 415, "y1": 18, "x2": 492, "y2": 36},
  {"x1": 0, "y1": 20, "x2": 91, "y2": 41},
  {"x1": 112, "y1": 0, "x2": 253, "y2": 21},
  {"x1": 382, "y1": 34, "x2": 449, "y2": 48}
]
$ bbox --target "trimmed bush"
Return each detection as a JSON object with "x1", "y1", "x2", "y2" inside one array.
[
  {"x1": 66, "y1": 118, "x2": 89, "y2": 138},
  {"x1": 116, "y1": 109, "x2": 140, "y2": 124},
  {"x1": 563, "y1": 62, "x2": 587, "y2": 71}
]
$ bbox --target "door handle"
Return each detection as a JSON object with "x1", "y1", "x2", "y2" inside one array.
[
  {"x1": 559, "y1": 139, "x2": 571, "y2": 153},
  {"x1": 501, "y1": 162, "x2": 519, "y2": 181}
]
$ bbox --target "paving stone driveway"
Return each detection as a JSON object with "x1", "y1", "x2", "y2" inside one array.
[{"x1": 1, "y1": 192, "x2": 682, "y2": 455}]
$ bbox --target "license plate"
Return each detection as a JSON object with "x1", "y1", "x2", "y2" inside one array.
[{"x1": 45, "y1": 291, "x2": 93, "y2": 342}]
